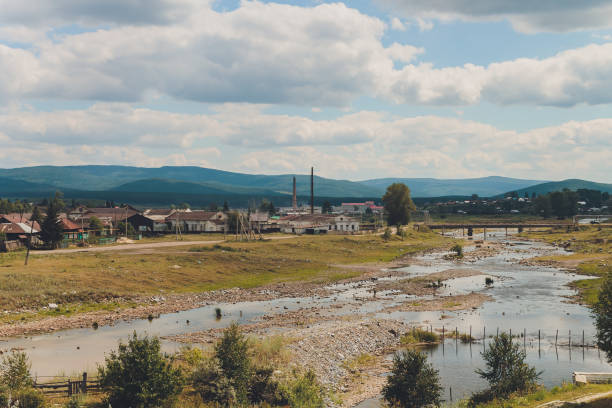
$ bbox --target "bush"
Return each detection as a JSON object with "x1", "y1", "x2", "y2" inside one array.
[
  {"x1": 215, "y1": 323, "x2": 251, "y2": 404},
  {"x1": 401, "y1": 328, "x2": 440, "y2": 344},
  {"x1": 98, "y1": 332, "x2": 184, "y2": 408},
  {"x1": 248, "y1": 366, "x2": 285, "y2": 405},
  {"x1": 284, "y1": 370, "x2": 324, "y2": 408},
  {"x1": 0, "y1": 351, "x2": 33, "y2": 390},
  {"x1": 64, "y1": 396, "x2": 82, "y2": 408},
  {"x1": 485, "y1": 277, "x2": 494, "y2": 286},
  {"x1": 471, "y1": 332, "x2": 540, "y2": 404},
  {"x1": 451, "y1": 244, "x2": 463, "y2": 258},
  {"x1": 192, "y1": 359, "x2": 237, "y2": 406},
  {"x1": 382, "y1": 227, "x2": 392, "y2": 241},
  {"x1": 382, "y1": 350, "x2": 442, "y2": 408},
  {"x1": 595, "y1": 272, "x2": 612, "y2": 362},
  {"x1": 14, "y1": 388, "x2": 45, "y2": 408}
]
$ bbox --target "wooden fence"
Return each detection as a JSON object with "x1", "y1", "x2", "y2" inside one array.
[{"x1": 33, "y1": 373, "x2": 100, "y2": 396}]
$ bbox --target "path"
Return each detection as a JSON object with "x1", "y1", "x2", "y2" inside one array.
[{"x1": 32, "y1": 235, "x2": 297, "y2": 255}]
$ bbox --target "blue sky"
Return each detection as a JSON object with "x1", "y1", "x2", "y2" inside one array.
[{"x1": 0, "y1": 0, "x2": 611, "y2": 182}]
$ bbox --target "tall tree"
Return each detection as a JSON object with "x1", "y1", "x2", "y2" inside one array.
[
  {"x1": 321, "y1": 201, "x2": 333, "y2": 214},
  {"x1": 40, "y1": 193, "x2": 64, "y2": 249},
  {"x1": 382, "y1": 183, "x2": 416, "y2": 226},
  {"x1": 595, "y1": 272, "x2": 612, "y2": 363},
  {"x1": 223, "y1": 201, "x2": 230, "y2": 213}
]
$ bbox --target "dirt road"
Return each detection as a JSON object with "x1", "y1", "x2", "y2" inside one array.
[{"x1": 32, "y1": 235, "x2": 296, "y2": 255}]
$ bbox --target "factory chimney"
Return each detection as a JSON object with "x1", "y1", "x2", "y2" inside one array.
[
  {"x1": 292, "y1": 177, "x2": 297, "y2": 209},
  {"x1": 310, "y1": 167, "x2": 314, "y2": 215}
]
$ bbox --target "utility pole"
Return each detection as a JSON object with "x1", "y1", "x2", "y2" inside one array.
[{"x1": 24, "y1": 217, "x2": 34, "y2": 266}]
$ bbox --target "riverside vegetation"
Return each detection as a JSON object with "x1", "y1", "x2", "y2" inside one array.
[{"x1": 0, "y1": 231, "x2": 452, "y2": 327}]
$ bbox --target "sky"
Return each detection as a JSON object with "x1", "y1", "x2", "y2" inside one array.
[{"x1": 0, "y1": 0, "x2": 611, "y2": 182}]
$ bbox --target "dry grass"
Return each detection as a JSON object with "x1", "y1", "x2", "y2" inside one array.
[{"x1": 0, "y1": 231, "x2": 452, "y2": 320}]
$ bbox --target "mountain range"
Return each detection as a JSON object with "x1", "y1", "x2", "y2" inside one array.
[{"x1": 0, "y1": 166, "x2": 610, "y2": 206}]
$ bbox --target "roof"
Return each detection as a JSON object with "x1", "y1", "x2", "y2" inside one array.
[
  {"x1": 0, "y1": 214, "x2": 41, "y2": 231},
  {"x1": 84, "y1": 208, "x2": 139, "y2": 218},
  {"x1": 60, "y1": 218, "x2": 82, "y2": 231},
  {"x1": 0, "y1": 222, "x2": 39, "y2": 235},
  {"x1": 250, "y1": 212, "x2": 269, "y2": 222},
  {"x1": 166, "y1": 211, "x2": 220, "y2": 221},
  {"x1": 144, "y1": 209, "x2": 176, "y2": 216}
]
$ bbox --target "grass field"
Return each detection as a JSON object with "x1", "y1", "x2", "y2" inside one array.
[
  {"x1": 428, "y1": 214, "x2": 572, "y2": 224},
  {"x1": 0, "y1": 229, "x2": 452, "y2": 323},
  {"x1": 462, "y1": 383, "x2": 612, "y2": 408},
  {"x1": 519, "y1": 226, "x2": 611, "y2": 307}
]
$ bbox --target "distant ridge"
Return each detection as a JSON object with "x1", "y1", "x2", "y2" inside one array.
[
  {"x1": 359, "y1": 176, "x2": 547, "y2": 197},
  {"x1": 505, "y1": 179, "x2": 612, "y2": 196}
]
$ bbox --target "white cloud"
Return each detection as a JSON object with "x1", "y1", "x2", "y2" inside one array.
[
  {"x1": 390, "y1": 17, "x2": 406, "y2": 31},
  {"x1": 377, "y1": 0, "x2": 612, "y2": 33},
  {"x1": 0, "y1": 105, "x2": 610, "y2": 181},
  {"x1": 1, "y1": 2, "x2": 612, "y2": 107}
]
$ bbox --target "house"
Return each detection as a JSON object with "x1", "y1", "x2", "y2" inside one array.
[
  {"x1": 128, "y1": 209, "x2": 176, "y2": 233},
  {"x1": 0, "y1": 221, "x2": 39, "y2": 251},
  {"x1": 71, "y1": 207, "x2": 139, "y2": 233},
  {"x1": 335, "y1": 201, "x2": 384, "y2": 214},
  {"x1": 166, "y1": 210, "x2": 227, "y2": 233},
  {"x1": 60, "y1": 218, "x2": 87, "y2": 240},
  {"x1": 278, "y1": 214, "x2": 360, "y2": 234}
]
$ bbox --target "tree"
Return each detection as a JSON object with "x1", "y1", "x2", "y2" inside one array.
[
  {"x1": 473, "y1": 332, "x2": 540, "y2": 402},
  {"x1": 98, "y1": 332, "x2": 183, "y2": 408},
  {"x1": 215, "y1": 323, "x2": 251, "y2": 404},
  {"x1": 321, "y1": 201, "x2": 333, "y2": 214},
  {"x1": 382, "y1": 349, "x2": 442, "y2": 408},
  {"x1": 208, "y1": 202, "x2": 219, "y2": 211},
  {"x1": 259, "y1": 199, "x2": 276, "y2": 215},
  {"x1": 30, "y1": 206, "x2": 43, "y2": 224},
  {"x1": 117, "y1": 221, "x2": 135, "y2": 236},
  {"x1": 382, "y1": 183, "x2": 416, "y2": 226},
  {"x1": 40, "y1": 193, "x2": 65, "y2": 249},
  {"x1": 533, "y1": 195, "x2": 552, "y2": 218},
  {"x1": 89, "y1": 216, "x2": 104, "y2": 234},
  {"x1": 595, "y1": 272, "x2": 612, "y2": 363},
  {"x1": 223, "y1": 201, "x2": 230, "y2": 212},
  {"x1": 0, "y1": 351, "x2": 33, "y2": 390}
]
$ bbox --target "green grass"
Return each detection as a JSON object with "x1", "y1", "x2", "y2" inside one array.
[
  {"x1": 459, "y1": 383, "x2": 612, "y2": 408},
  {"x1": 0, "y1": 231, "x2": 453, "y2": 321},
  {"x1": 401, "y1": 328, "x2": 440, "y2": 344}
]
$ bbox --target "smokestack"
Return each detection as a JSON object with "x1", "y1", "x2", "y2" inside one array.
[
  {"x1": 292, "y1": 177, "x2": 297, "y2": 209},
  {"x1": 310, "y1": 167, "x2": 314, "y2": 215}
]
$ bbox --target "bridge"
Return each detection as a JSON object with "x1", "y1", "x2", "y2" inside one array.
[
  {"x1": 419, "y1": 223, "x2": 572, "y2": 239},
  {"x1": 420, "y1": 222, "x2": 612, "y2": 239}
]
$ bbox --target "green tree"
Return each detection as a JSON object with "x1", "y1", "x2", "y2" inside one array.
[
  {"x1": 473, "y1": 332, "x2": 540, "y2": 402},
  {"x1": 259, "y1": 199, "x2": 276, "y2": 215},
  {"x1": 285, "y1": 370, "x2": 324, "y2": 408},
  {"x1": 117, "y1": 221, "x2": 135, "y2": 236},
  {"x1": 382, "y1": 183, "x2": 416, "y2": 226},
  {"x1": 321, "y1": 201, "x2": 333, "y2": 214},
  {"x1": 215, "y1": 323, "x2": 251, "y2": 404},
  {"x1": 223, "y1": 201, "x2": 230, "y2": 212},
  {"x1": 40, "y1": 193, "x2": 65, "y2": 248},
  {"x1": 98, "y1": 332, "x2": 183, "y2": 408},
  {"x1": 89, "y1": 216, "x2": 104, "y2": 233},
  {"x1": 0, "y1": 351, "x2": 33, "y2": 390},
  {"x1": 382, "y1": 349, "x2": 442, "y2": 408},
  {"x1": 533, "y1": 195, "x2": 552, "y2": 218},
  {"x1": 30, "y1": 206, "x2": 43, "y2": 224},
  {"x1": 595, "y1": 272, "x2": 612, "y2": 363}
]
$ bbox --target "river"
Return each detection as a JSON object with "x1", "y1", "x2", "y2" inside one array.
[{"x1": 1, "y1": 231, "x2": 609, "y2": 405}]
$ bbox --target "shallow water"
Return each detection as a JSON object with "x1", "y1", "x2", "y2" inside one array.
[{"x1": 1, "y1": 231, "x2": 609, "y2": 399}]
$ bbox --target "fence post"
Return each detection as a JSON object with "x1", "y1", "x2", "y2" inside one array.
[
  {"x1": 83, "y1": 372, "x2": 88, "y2": 394},
  {"x1": 555, "y1": 329, "x2": 558, "y2": 346},
  {"x1": 68, "y1": 379, "x2": 72, "y2": 397}
]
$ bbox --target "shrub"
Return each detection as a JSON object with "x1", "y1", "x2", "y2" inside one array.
[
  {"x1": 248, "y1": 366, "x2": 285, "y2": 405},
  {"x1": 215, "y1": 323, "x2": 252, "y2": 404},
  {"x1": 192, "y1": 359, "x2": 237, "y2": 406},
  {"x1": 595, "y1": 272, "x2": 612, "y2": 362},
  {"x1": 485, "y1": 277, "x2": 494, "y2": 286},
  {"x1": 14, "y1": 388, "x2": 45, "y2": 408},
  {"x1": 64, "y1": 396, "x2": 82, "y2": 408},
  {"x1": 471, "y1": 332, "x2": 540, "y2": 404},
  {"x1": 382, "y1": 350, "x2": 442, "y2": 408},
  {"x1": 0, "y1": 351, "x2": 33, "y2": 390},
  {"x1": 382, "y1": 227, "x2": 392, "y2": 241},
  {"x1": 451, "y1": 244, "x2": 463, "y2": 258},
  {"x1": 98, "y1": 332, "x2": 184, "y2": 408},
  {"x1": 283, "y1": 370, "x2": 324, "y2": 408},
  {"x1": 401, "y1": 328, "x2": 440, "y2": 344}
]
